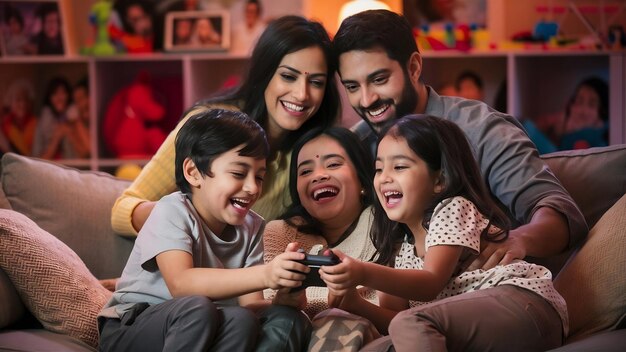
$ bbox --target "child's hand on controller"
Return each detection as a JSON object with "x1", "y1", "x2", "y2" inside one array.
[{"x1": 319, "y1": 249, "x2": 365, "y2": 296}]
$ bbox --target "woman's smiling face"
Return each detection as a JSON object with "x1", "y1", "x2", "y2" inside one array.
[
  {"x1": 264, "y1": 45, "x2": 328, "y2": 139},
  {"x1": 296, "y1": 135, "x2": 363, "y2": 226}
]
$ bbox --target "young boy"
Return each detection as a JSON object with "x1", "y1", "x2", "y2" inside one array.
[{"x1": 98, "y1": 109, "x2": 312, "y2": 351}]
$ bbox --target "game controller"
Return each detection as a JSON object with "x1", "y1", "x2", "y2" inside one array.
[{"x1": 292, "y1": 251, "x2": 341, "y2": 291}]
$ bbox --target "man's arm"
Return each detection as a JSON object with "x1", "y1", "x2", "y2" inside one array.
[
  {"x1": 466, "y1": 207, "x2": 569, "y2": 270},
  {"x1": 437, "y1": 96, "x2": 587, "y2": 269}
]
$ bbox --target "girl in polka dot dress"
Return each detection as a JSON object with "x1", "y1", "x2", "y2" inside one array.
[{"x1": 320, "y1": 114, "x2": 568, "y2": 351}]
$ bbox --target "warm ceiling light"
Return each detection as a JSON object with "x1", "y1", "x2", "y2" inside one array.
[{"x1": 338, "y1": 0, "x2": 391, "y2": 25}]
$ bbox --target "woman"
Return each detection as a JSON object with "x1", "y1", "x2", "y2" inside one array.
[
  {"x1": 111, "y1": 15, "x2": 340, "y2": 237},
  {"x1": 263, "y1": 127, "x2": 380, "y2": 351}
]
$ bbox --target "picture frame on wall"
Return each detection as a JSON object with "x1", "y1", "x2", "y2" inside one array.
[
  {"x1": 0, "y1": 0, "x2": 67, "y2": 56},
  {"x1": 164, "y1": 10, "x2": 230, "y2": 52}
]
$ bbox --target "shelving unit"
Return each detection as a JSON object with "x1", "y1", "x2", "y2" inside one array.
[
  {"x1": 1, "y1": 0, "x2": 624, "y2": 173},
  {"x1": 0, "y1": 53, "x2": 249, "y2": 171}
]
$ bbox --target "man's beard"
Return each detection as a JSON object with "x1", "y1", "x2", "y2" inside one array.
[
  {"x1": 396, "y1": 70, "x2": 419, "y2": 119},
  {"x1": 357, "y1": 71, "x2": 419, "y2": 132}
]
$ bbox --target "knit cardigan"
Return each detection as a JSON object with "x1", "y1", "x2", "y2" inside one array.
[{"x1": 263, "y1": 207, "x2": 377, "y2": 318}]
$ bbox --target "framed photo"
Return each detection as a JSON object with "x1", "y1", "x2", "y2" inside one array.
[
  {"x1": 0, "y1": 0, "x2": 67, "y2": 56},
  {"x1": 164, "y1": 10, "x2": 230, "y2": 52}
]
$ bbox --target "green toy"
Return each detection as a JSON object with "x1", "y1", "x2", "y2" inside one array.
[{"x1": 81, "y1": 0, "x2": 116, "y2": 55}]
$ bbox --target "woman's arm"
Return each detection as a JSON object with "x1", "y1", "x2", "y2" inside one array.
[
  {"x1": 111, "y1": 116, "x2": 183, "y2": 236},
  {"x1": 111, "y1": 104, "x2": 235, "y2": 236}
]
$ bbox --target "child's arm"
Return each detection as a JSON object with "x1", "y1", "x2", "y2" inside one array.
[
  {"x1": 321, "y1": 246, "x2": 463, "y2": 302},
  {"x1": 156, "y1": 243, "x2": 309, "y2": 301}
]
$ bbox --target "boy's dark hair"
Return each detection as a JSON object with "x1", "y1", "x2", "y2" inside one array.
[
  {"x1": 333, "y1": 9, "x2": 417, "y2": 72},
  {"x1": 203, "y1": 15, "x2": 339, "y2": 152},
  {"x1": 280, "y1": 127, "x2": 374, "y2": 235},
  {"x1": 175, "y1": 109, "x2": 269, "y2": 194},
  {"x1": 372, "y1": 115, "x2": 510, "y2": 265}
]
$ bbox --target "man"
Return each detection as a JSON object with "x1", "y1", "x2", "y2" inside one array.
[{"x1": 333, "y1": 9, "x2": 587, "y2": 270}]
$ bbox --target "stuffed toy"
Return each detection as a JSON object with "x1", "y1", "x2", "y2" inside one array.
[{"x1": 103, "y1": 72, "x2": 166, "y2": 159}]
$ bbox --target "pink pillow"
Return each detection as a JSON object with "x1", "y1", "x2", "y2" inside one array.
[{"x1": 0, "y1": 209, "x2": 112, "y2": 347}]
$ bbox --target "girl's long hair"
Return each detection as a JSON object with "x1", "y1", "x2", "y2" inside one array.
[{"x1": 372, "y1": 115, "x2": 510, "y2": 265}]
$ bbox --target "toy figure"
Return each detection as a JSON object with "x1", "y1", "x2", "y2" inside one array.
[
  {"x1": 102, "y1": 72, "x2": 166, "y2": 159},
  {"x1": 82, "y1": 0, "x2": 117, "y2": 55}
]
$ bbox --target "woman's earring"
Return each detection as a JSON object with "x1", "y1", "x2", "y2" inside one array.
[{"x1": 360, "y1": 189, "x2": 366, "y2": 196}]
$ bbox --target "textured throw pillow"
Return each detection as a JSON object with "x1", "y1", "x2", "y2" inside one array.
[
  {"x1": 0, "y1": 209, "x2": 112, "y2": 347},
  {"x1": 554, "y1": 193, "x2": 626, "y2": 343}
]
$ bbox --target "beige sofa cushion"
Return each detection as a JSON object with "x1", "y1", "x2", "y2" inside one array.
[
  {"x1": 0, "y1": 153, "x2": 133, "y2": 279},
  {"x1": 554, "y1": 193, "x2": 626, "y2": 343},
  {"x1": 542, "y1": 144, "x2": 626, "y2": 228},
  {"x1": 0, "y1": 209, "x2": 112, "y2": 347}
]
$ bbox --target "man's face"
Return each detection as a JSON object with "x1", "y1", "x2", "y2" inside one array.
[{"x1": 339, "y1": 48, "x2": 418, "y2": 131}]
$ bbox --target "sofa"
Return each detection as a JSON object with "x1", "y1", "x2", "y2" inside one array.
[{"x1": 0, "y1": 145, "x2": 625, "y2": 351}]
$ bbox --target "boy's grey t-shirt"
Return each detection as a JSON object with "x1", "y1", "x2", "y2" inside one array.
[{"x1": 101, "y1": 191, "x2": 265, "y2": 318}]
